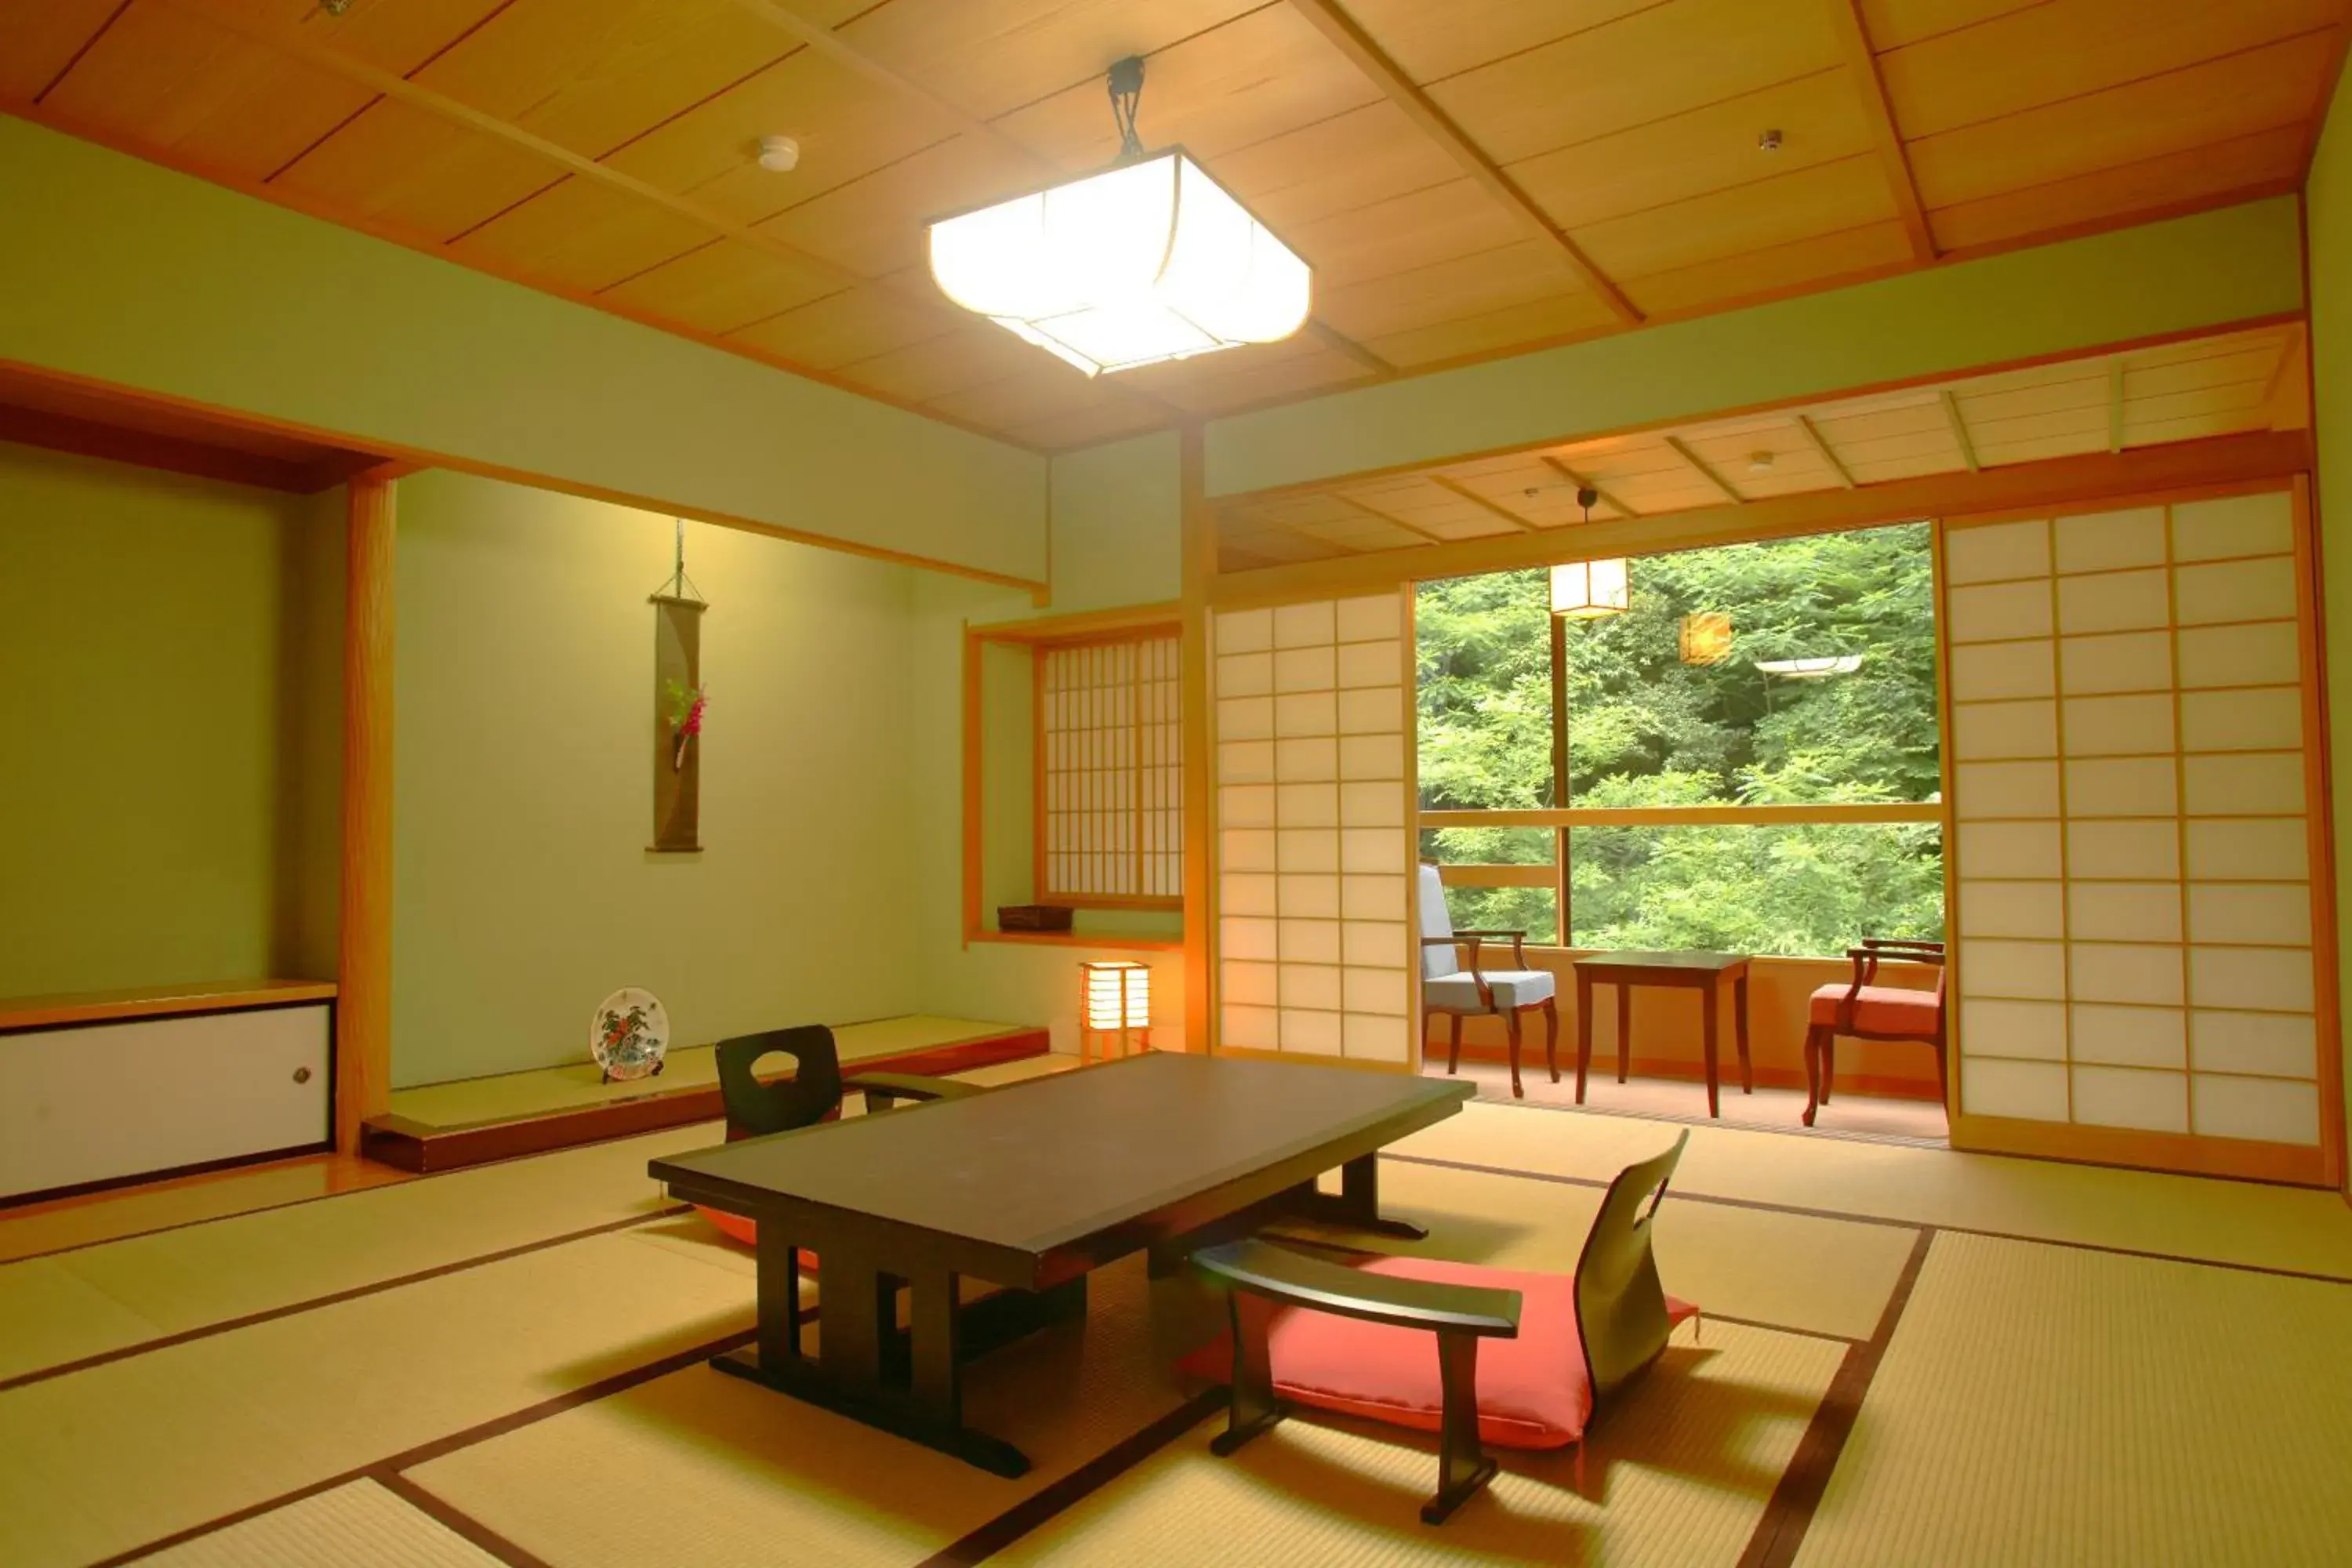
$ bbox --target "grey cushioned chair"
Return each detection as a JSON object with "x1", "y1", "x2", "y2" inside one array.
[{"x1": 1419, "y1": 861, "x2": 1559, "y2": 1099}]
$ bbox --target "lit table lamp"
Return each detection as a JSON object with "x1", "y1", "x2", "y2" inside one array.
[{"x1": 1080, "y1": 960, "x2": 1152, "y2": 1062}]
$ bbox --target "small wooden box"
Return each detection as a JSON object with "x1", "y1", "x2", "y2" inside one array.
[{"x1": 996, "y1": 904, "x2": 1074, "y2": 933}]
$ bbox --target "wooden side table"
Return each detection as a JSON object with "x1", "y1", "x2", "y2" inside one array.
[{"x1": 1572, "y1": 952, "x2": 1752, "y2": 1117}]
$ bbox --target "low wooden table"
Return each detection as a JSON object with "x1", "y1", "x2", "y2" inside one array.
[
  {"x1": 1573, "y1": 951, "x2": 1752, "y2": 1117},
  {"x1": 649, "y1": 1053, "x2": 1471, "y2": 1476}
]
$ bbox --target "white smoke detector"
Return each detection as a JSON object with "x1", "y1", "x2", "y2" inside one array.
[{"x1": 757, "y1": 136, "x2": 800, "y2": 172}]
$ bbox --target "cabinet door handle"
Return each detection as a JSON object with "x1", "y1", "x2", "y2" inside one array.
[{"x1": 292, "y1": 1066, "x2": 313, "y2": 1085}]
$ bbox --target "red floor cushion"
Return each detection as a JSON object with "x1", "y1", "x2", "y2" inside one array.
[
  {"x1": 1178, "y1": 1254, "x2": 1696, "y2": 1450},
  {"x1": 1808, "y1": 982, "x2": 1939, "y2": 1034},
  {"x1": 691, "y1": 1206, "x2": 818, "y2": 1270}
]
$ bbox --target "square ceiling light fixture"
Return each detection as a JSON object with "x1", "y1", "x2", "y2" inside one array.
[{"x1": 927, "y1": 58, "x2": 1312, "y2": 376}]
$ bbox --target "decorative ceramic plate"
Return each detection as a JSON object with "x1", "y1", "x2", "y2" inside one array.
[{"x1": 590, "y1": 987, "x2": 670, "y2": 1082}]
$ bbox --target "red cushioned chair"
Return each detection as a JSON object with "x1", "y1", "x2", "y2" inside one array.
[
  {"x1": 1802, "y1": 938, "x2": 1946, "y2": 1128},
  {"x1": 1185, "y1": 1132, "x2": 1697, "y2": 1524}
]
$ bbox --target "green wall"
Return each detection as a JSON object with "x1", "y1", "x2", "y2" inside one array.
[
  {"x1": 1204, "y1": 197, "x2": 2308, "y2": 497},
  {"x1": 1046, "y1": 431, "x2": 1182, "y2": 614},
  {"x1": 0, "y1": 114, "x2": 1048, "y2": 586},
  {"x1": 0, "y1": 442, "x2": 343, "y2": 996},
  {"x1": 389, "y1": 470, "x2": 920, "y2": 1085},
  {"x1": 2306, "y1": 62, "x2": 2352, "y2": 1187}
]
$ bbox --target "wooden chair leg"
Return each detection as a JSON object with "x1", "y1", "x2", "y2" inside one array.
[
  {"x1": 1446, "y1": 1013, "x2": 1462, "y2": 1076},
  {"x1": 1614, "y1": 985, "x2": 1631, "y2": 1083},
  {"x1": 1210, "y1": 1292, "x2": 1290, "y2": 1457},
  {"x1": 1820, "y1": 1037, "x2": 1835, "y2": 1105},
  {"x1": 1422, "y1": 1330, "x2": 1499, "y2": 1524},
  {"x1": 1802, "y1": 1025, "x2": 1827, "y2": 1127},
  {"x1": 1504, "y1": 1007, "x2": 1525, "y2": 1098},
  {"x1": 1541, "y1": 997, "x2": 1560, "y2": 1083}
]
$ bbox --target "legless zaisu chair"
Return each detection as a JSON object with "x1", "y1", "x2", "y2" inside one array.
[
  {"x1": 694, "y1": 1025, "x2": 980, "y2": 1248},
  {"x1": 1418, "y1": 861, "x2": 1559, "y2": 1098},
  {"x1": 1185, "y1": 1131, "x2": 1699, "y2": 1524}
]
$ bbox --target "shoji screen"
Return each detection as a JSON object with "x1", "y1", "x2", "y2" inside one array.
[
  {"x1": 1211, "y1": 593, "x2": 1416, "y2": 1065},
  {"x1": 1945, "y1": 488, "x2": 2332, "y2": 1174},
  {"x1": 1039, "y1": 633, "x2": 1181, "y2": 902}
]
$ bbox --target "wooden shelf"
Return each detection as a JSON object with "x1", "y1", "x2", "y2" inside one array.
[
  {"x1": 966, "y1": 930, "x2": 1183, "y2": 953},
  {"x1": 0, "y1": 979, "x2": 337, "y2": 1033}
]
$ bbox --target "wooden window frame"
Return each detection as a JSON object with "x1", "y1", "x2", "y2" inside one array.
[
  {"x1": 961, "y1": 604, "x2": 1184, "y2": 952},
  {"x1": 1033, "y1": 626, "x2": 1184, "y2": 911}
]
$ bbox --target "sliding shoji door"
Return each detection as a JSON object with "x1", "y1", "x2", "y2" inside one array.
[
  {"x1": 1944, "y1": 487, "x2": 2336, "y2": 1181},
  {"x1": 1210, "y1": 593, "x2": 1417, "y2": 1065}
]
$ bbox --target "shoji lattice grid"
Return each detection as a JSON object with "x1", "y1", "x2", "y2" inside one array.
[
  {"x1": 1040, "y1": 633, "x2": 1181, "y2": 902},
  {"x1": 1213, "y1": 594, "x2": 1414, "y2": 1064},
  {"x1": 1946, "y1": 491, "x2": 2326, "y2": 1148}
]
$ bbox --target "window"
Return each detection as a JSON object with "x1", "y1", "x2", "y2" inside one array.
[
  {"x1": 1416, "y1": 521, "x2": 1944, "y2": 956},
  {"x1": 1038, "y1": 631, "x2": 1182, "y2": 906}
]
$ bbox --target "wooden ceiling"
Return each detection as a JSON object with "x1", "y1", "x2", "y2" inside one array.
[
  {"x1": 1217, "y1": 323, "x2": 2308, "y2": 568},
  {"x1": 5, "y1": 1, "x2": 2344, "y2": 453}
]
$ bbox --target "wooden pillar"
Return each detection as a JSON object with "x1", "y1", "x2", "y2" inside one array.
[
  {"x1": 336, "y1": 474, "x2": 396, "y2": 1152},
  {"x1": 1180, "y1": 426, "x2": 1216, "y2": 1054}
]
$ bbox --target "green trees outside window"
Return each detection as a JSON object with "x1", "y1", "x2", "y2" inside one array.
[{"x1": 1415, "y1": 521, "x2": 1945, "y2": 957}]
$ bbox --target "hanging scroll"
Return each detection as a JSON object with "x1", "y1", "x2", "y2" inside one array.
[{"x1": 651, "y1": 521, "x2": 706, "y2": 852}]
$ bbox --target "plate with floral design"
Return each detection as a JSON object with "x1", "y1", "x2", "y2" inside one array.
[{"x1": 590, "y1": 987, "x2": 669, "y2": 1083}]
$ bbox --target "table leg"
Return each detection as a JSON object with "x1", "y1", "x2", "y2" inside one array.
[
  {"x1": 753, "y1": 1231, "x2": 808, "y2": 1369},
  {"x1": 1701, "y1": 978, "x2": 1721, "y2": 1118},
  {"x1": 1615, "y1": 984, "x2": 1631, "y2": 1083},
  {"x1": 1735, "y1": 971, "x2": 1753, "y2": 1094},
  {"x1": 713, "y1": 1243, "x2": 1033, "y2": 1478},
  {"x1": 1574, "y1": 971, "x2": 1594, "y2": 1103},
  {"x1": 1293, "y1": 1153, "x2": 1430, "y2": 1242}
]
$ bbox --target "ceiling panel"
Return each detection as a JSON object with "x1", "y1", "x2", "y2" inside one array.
[
  {"x1": 1573, "y1": 154, "x2": 1897, "y2": 283},
  {"x1": 1928, "y1": 126, "x2": 2307, "y2": 253},
  {"x1": 598, "y1": 236, "x2": 845, "y2": 336},
  {"x1": 1215, "y1": 326, "x2": 2296, "y2": 568},
  {"x1": 1904, "y1": 33, "x2": 2336, "y2": 210},
  {"x1": 1875, "y1": 0, "x2": 2341, "y2": 141},
  {"x1": 1623, "y1": 218, "x2": 1913, "y2": 320},
  {"x1": 1428, "y1": 0, "x2": 1843, "y2": 166},
  {"x1": 0, "y1": 0, "x2": 146, "y2": 100},
  {"x1": 1365, "y1": 292, "x2": 1617, "y2": 369},
  {"x1": 272, "y1": 96, "x2": 566, "y2": 241},
  {"x1": 1338, "y1": 0, "x2": 1663, "y2": 85}
]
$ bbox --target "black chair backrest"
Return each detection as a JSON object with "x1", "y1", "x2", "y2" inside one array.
[
  {"x1": 1573, "y1": 1129, "x2": 1690, "y2": 1402},
  {"x1": 714, "y1": 1025, "x2": 843, "y2": 1139}
]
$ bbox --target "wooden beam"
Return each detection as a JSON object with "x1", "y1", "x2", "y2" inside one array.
[
  {"x1": 1938, "y1": 389, "x2": 1980, "y2": 471},
  {"x1": 1793, "y1": 414, "x2": 1857, "y2": 488},
  {"x1": 336, "y1": 474, "x2": 396, "y2": 1156},
  {"x1": 1539, "y1": 456, "x2": 1639, "y2": 521},
  {"x1": 1179, "y1": 425, "x2": 1216, "y2": 1055},
  {"x1": 0, "y1": 402, "x2": 325, "y2": 492},
  {"x1": 1283, "y1": 0, "x2": 1642, "y2": 325},
  {"x1": 1208, "y1": 429, "x2": 2312, "y2": 606},
  {"x1": 1429, "y1": 473, "x2": 1543, "y2": 530},
  {"x1": 1663, "y1": 435, "x2": 1746, "y2": 504},
  {"x1": 2107, "y1": 359, "x2": 2125, "y2": 453},
  {"x1": 1828, "y1": 0, "x2": 1934, "y2": 263}
]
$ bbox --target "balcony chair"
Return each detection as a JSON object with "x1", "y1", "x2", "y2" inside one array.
[
  {"x1": 1185, "y1": 1131, "x2": 1697, "y2": 1524},
  {"x1": 1419, "y1": 860, "x2": 1559, "y2": 1098},
  {"x1": 697, "y1": 1024, "x2": 982, "y2": 1247},
  {"x1": 1802, "y1": 939, "x2": 1947, "y2": 1127}
]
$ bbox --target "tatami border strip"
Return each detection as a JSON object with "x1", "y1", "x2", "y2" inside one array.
[
  {"x1": 924, "y1": 1388, "x2": 1230, "y2": 1566},
  {"x1": 373, "y1": 1468, "x2": 559, "y2": 1568},
  {"x1": 89, "y1": 1323, "x2": 763, "y2": 1566},
  {"x1": 1383, "y1": 1151, "x2": 2352, "y2": 1285},
  {"x1": 0, "y1": 1205, "x2": 691, "y2": 1395},
  {"x1": 1736, "y1": 1226, "x2": 1937, "y2": 1568}
]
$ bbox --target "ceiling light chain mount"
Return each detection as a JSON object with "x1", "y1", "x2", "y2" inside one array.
[{"x1": 927, "y1": 58, "x2": 1312, "y2": 376}]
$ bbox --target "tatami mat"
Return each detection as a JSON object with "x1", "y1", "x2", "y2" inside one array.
[
  {"x1": 0, "y1": 1227, "x2": 756, "y2": 1568},
  {"x1": 1311, "y1": 1157, "x2": 1914, "y2": 1341},
  {"x1": 996, "y1": 1320, "x2": 1841, "y2": 1566},
  {"x1": 129, "y1": 1480, "x2": 503, "y2": 1567},
  {"x1": 387, "y1": 1015, "x2": 1036, "y2": 1127},
  {"x1": 1396, "y1": 1101, "x2": 2352, "y2": 1276},
  {"x1": 1795, "y1": 1231, "x2": 2352, "y2": 1566},
  {"x1": 404, "y1": 1257, "x2": 1197, "y2": 1568},
  {"x1": 0, "y1": 1120, "x2": 717, "y2": 1384}
]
